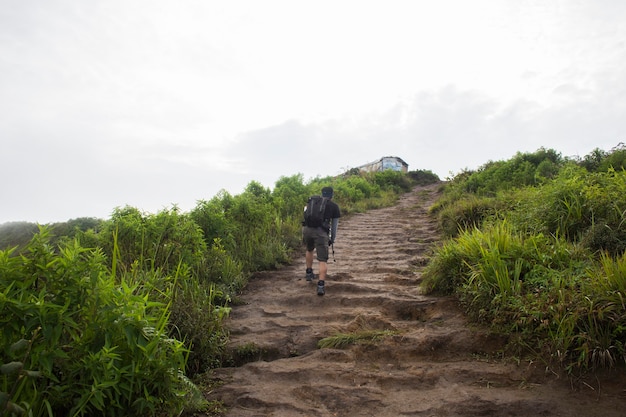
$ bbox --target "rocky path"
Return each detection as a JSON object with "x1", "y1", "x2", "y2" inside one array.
[{"x1": 204, "y1": 183, "x2": 626, "y2": 416}]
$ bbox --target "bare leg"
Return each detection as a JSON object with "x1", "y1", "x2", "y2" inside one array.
[
  {"x1": 319, "y1": 261, "x2": 328, "y2": 281},
  {"x1": 306, "y1": 250, "x2": 314, "y2": 270}
]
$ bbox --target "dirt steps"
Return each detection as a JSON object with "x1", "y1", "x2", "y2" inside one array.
[{"x1": 203, "y1": 183, "x2": 626, "y2": 417}]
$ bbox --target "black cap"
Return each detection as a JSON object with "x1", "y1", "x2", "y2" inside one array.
[{"x1": 321, "y1": 187, "x2": 334, "y2": 198}]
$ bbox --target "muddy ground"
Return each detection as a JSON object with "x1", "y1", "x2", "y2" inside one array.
[{"x1": 203, "y1": 183, "x2": 626, "y2": 416}]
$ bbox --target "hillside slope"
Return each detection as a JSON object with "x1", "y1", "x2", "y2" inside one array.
[{"x1": 204, "y1": 183, "x2": 626, "y2": 416}]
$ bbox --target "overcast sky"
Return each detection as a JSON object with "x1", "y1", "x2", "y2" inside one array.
[{"x1": 2, "y1": 1, "x2": 625, "y2": 224}]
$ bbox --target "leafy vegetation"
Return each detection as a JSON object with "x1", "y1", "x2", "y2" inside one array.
[
  {"x1": 0, "y1": 167, "x2": 437, "y2": 416},
  {"x1": 4, "y1": 142, "x2": 625, "y2": 409},
  {"x1": 423, "y1": 144, "x2": 626, "y2": 373},
  {"x1": 0, "y1": 229, "x2": 196, "y2": 416}
]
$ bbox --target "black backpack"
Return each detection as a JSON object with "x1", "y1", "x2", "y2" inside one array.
[{"x1": 303, "y1": 195, "x2": 328, "y2": 228}]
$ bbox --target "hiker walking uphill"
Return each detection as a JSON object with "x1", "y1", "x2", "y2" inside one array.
[{"x1": 302, "y1": 186, "x2": 341, "y2": 296}]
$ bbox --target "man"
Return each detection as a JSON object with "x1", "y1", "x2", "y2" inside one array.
[{"x1": 302, "y1": 186, "x2": 341, "y2": 296}]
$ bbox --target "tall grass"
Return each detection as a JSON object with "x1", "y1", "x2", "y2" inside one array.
[
  {"x1": 0, "y1": 229, "x2": 206, "y2": 416},
  {"x1": 425, "y1": 147, "x2": 626, "y2": 372},
  {"x1": 508, "y1": 166, "x2": 626, "y2": 255},
  {"x1": 569, "y1": 252, "x2": 626, "y2": 370},
  {"x1": 434, "y1": 195, "x2": 503, "y2": 238}
]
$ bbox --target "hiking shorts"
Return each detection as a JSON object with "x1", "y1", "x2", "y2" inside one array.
[{"x1": 302, "y1": 226, "x2": 330, "y2": 262}]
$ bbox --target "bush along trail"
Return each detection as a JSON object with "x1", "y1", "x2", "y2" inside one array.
[{"x1": 203, "y1": 183, "x2": 626, "y2": 417}]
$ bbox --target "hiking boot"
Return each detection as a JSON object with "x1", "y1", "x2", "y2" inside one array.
[
  {"x1": 305, "y1": 269, "x2": 314, "y2": 282},
  {"x1": 317, "y1": 280, "x2": 325, "y2": 296}
]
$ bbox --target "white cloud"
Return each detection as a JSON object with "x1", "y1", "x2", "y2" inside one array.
[{"x1": 1, "y1": 0, "x2": 626, "y2": 223}]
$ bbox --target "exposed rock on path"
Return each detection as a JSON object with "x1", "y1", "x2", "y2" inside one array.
[{"x1": 205, "y1": 184, "x2": 626, "y2": 416}]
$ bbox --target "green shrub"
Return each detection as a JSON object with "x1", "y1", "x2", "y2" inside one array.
[
  {"x1": 507, "y1": 166, "x2": 626, "y2": 255},
  {"x1": 436, "y1": 195, "x2": 503, "y2": 238},
  {"x1": 407, "y1": 169, "x2": 440, "y2": 185},
  {"x1": 422, "y1": 221, "x2": 589, "y2": 323},
  {"x1": 190, "y1": 191, "x2": 237, "y2": 250},
  {"x1": 169, "y1": 270, "x2": 231, "y2": 375},
  {"x1": 0, "y1": 229, "x2": 199, "y2": 416},
  {"x1": 96, "y1": 206, "x2": 207, "y2": 276},
  {"x1": 373, "y1": 170, "x2": 414, "y2": 193},
  {"x1": 307, "y1": 172, "x2": 412, "y2": 215},
  {"x1": 424, "y1": 146, "x2": 626, "y2": 372},
  {"x1": 272, "y1": 174, "x2": 309, "y2": 226},
  {"x1": 576, "y1": 144, "x2": 625, "y2": 173},
  {"x1": 454, "y1": 148, "x2": 564, "y2": 196},
  {"x1": 423, "y1": 172, "x2": 626, "y2": 372},
  {"x1": 565, "y1": 253, "x2": 626, "y2": 370}
]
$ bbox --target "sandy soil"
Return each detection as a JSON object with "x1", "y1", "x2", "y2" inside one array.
[{"x1": 203, "y1": 183, "x2": 626, "y2": 417}]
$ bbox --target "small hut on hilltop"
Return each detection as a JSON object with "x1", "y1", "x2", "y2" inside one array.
[{"x1": 357, "y1": 156, "x2": 409, "y2": 173}]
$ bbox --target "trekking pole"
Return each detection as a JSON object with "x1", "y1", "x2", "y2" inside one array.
[{"x1": 331, "y1": 242, "x2": 336, "y2": 262}]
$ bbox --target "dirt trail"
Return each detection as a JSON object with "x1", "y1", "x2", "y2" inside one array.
[{"x1": 205, "y1": 184, "x2": 626, "y2": 416}]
